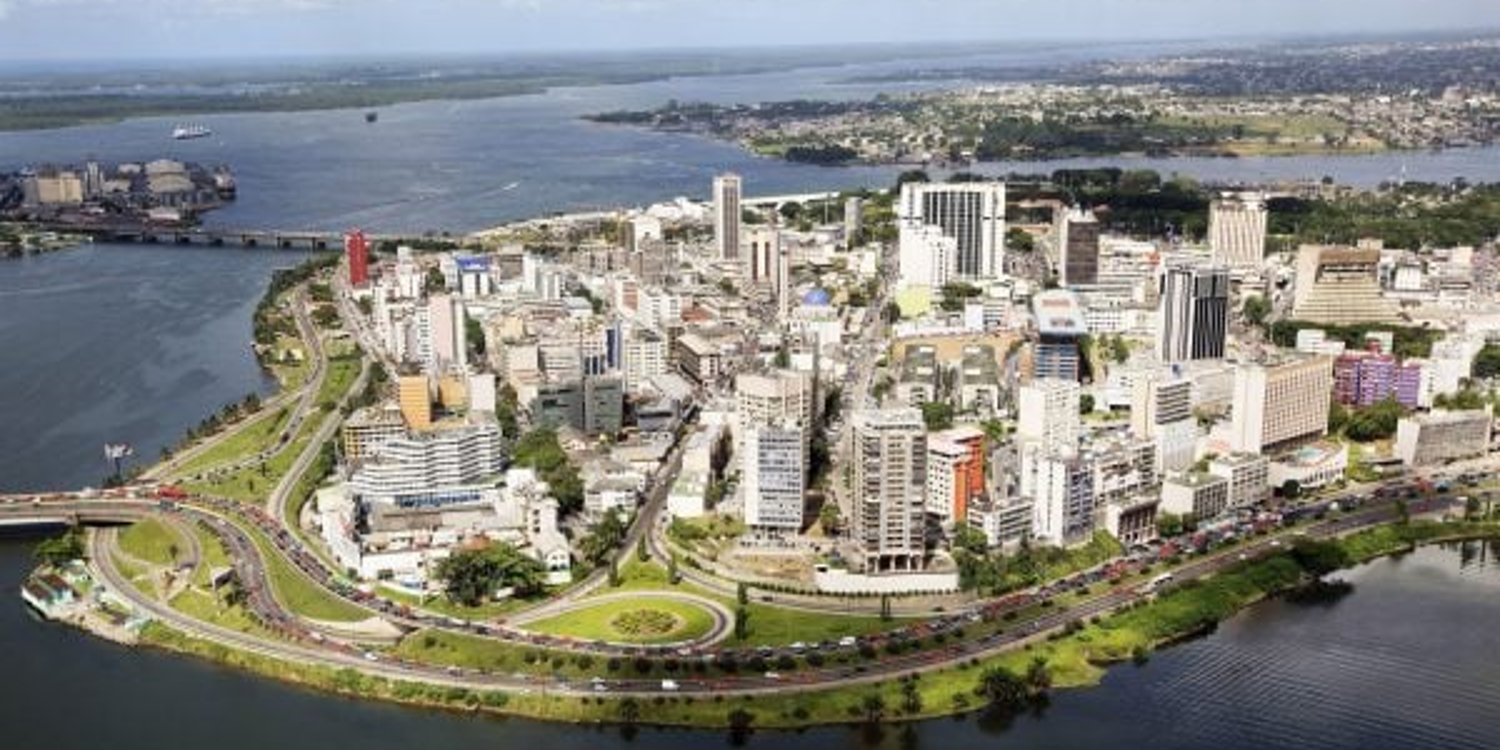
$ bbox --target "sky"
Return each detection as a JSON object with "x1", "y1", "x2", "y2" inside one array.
[{"x1": 0, "y1": 0, "x2": 1494, "y2": 61}]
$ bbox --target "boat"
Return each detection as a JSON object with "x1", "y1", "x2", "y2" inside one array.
[
  {"x1": 365, "y1": 111, "x2": 379, "y2": 123},
  {"x1": 502, "y1": 181, "x2": 520, "y2": 191},
  {"x1": 171, "y1": 124, "x2": 212, "y2": 140}
]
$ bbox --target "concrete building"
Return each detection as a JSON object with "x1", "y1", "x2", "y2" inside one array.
[
  {"x1": 1018, "y1": 378, "x2": 1081, "y2": 454},
  {"x1": 926, "y1": 426, "x2": 985, "y2": 523},
  {"x1": 966, "y1": 496, "x2": 1035, "y2": 550},
  {"x1": 852, "y1": 408, "x2": 928, "y2": 573},
  {"x1": 897, "y1": 181, "x2": 1006, "y2": 286},
  {"x1": 1057, "y1": 207, "x2": 1100, "y2": 287},
  {"x1": 1131, "y1": 368, "x2": 1197, "y2": 472},
  {"x1": 1024, "y1": 446, "x2": 1096, "y2": 546},
  {"x1": 398, "y1": 374, "x2": 433, "y2": 432},
  {"x1": 1230, "y1": 356, "x2": 1334, "y2": 455},
  {"x1": 1160, "y1": 472, "x2": 1230, "y2": 521},
  {"x1": 713, "y1": 173, "x2": 742, "y2": 261},
  {"x1": 1033, "y1": 289, "x2": 1087, "y2": 381},
  {"x1": 746, "y1": 226, "x2": 780, "y2": 286},
  {"x1": 1395, "y1": 408, "x2": 1493, "y2": 466},
  {"x1": 742, "y1": 420, "x2": 807, "y2": 533},
  {"x1": 1208, "y1": 192, "x2": 1268, "y2": 268},
  {"x1": 426, "y1": 293, "x2": 467, "y2": 375},
  {"x1": 957, "y1": 345, "x2": 1001, "y2": 412},
  {"x1": 895, "y1": 345, "x2": 941, "y2": 406},
  {"x1": 622, "y1": 329, "x2": 668, "y2": 392},
  {"x1": 1158, "y1": 260, "x2": 1229, "y2": 363},
  {"x1": 349, "y1": 420, "x2": 505, "y2": 509},
  {"x1": 1333, "y1": 352, "x2": 1422, "y2": 408},
  {"x1": 343, "y1": 403, "x2": 407, "y2": 463},
  {"x1": 1267, "y1": 441, "x2": 1348, "y2": 491},
  {"x1": 1103, "y1": 495, "x2": 1159, "y2": 547},
  {"x1": 530, "y1": 376, "x2": 624, "y2": 435},
  {"x1": 1208, "y1": 452, "x2": 1271, "y2": 509},
  {"x1": 1292, "y1": 246, "x2": 1400, "y2": 325},
  {"x1": 844, "y1": 196, "x2": 864, "y2": 239}
]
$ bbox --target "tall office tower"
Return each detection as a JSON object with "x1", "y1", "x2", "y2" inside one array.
[
  {"x1": 345, "y1": 229, "x2": 370, "y2": 287},
  {"x1": 397, "y1": 374, "x2": 432, "y2": 431},
  {"x1": 713, "y1": 173, "x2": 743, "y2": 261},
  {"x1": 1208, "y1": 192, "x2": 1268, "y2": 267},
  {"x1": 742, "y1": 420, "x2": 807, "y2": 533},
  {"x1": 426, "y1": 293, "x2": 467, "y2": 374},
  {"x1": 897, "y1": 181, "x2": 1006, "y2": 288},
  {"x1": 852, "y1": 408, "x2": 928, "y2": 573},
  {"x1": 1230, "y1": 355, "x2": 1334, "y2": 455},
  {"x1": 1017, "y1": 378, "x2": 1082, "y2": 454},
  {"x1": 746, "y1": 226, "x2": 780, "y2": 285},
  {"x1": 844, "y1": 196, "x2": 864, "y2": 240},
  {"x1": 1057, "y1": 207, "x2": 1100, "y2": 287},
  {"x1": 1158, "y1": 260, "x2": 1230, "y2": 363},
  {"x1": 1032, "y1": 290, "x2": 1087, "y2": 381},
  {"x1": 775, "y1": 242, "x2": 791, "y2": 322}
]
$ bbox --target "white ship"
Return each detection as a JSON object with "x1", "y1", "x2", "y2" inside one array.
[{"x1": 171, "y1": 124, "x2": 212, "y2": 140}]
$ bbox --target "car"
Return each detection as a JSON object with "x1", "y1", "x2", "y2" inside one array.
[
  {"x1": 838, "y1": 636, "x2": 858, "y2": 648},
  {"x1": 661, "y1": 679, "x2": 680, "y2": 692},
  {"x1": 363, "y1": 652, "x2": 379, "y2": 662},
  {"x1": 763, "y1": 672, "x2": 782, "y2": 681}
]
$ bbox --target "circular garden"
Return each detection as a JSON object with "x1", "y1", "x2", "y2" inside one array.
[{"x1": 525, "y1": 596, "x2": 722, "y2": 645}]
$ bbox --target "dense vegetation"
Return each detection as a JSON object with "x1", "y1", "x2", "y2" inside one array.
[
  {"x1": 1267, "y1": 184, "x2": 1500, "y2": 251},
  {"x1": 510, "y1": 428, "x2": 584, "y2": 515},
  {"x1": 1269, "y1": 320, "x2": 1443, "y2": 359},
  {"x1": 434, "y1": 542, "x2": 546, "y2": 606}
]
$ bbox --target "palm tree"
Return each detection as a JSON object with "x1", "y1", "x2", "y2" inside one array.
[
  {"x1": 861, "y1": 693, "x2": 887, "y2": 725},
  {"x1": 1025, "y1": 656, "x2": 1052, "y2": 692}
]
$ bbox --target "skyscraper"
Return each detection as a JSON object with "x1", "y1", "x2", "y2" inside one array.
[
  {"x1": 713, "y1": 173, "x2": 742, "y2": 261},
  {"x1": 426, "y1": 293, "x2": 467, "y2": 374},
  {"x1": 1230, "y1": 355, "x2": 1334, "y2": 454},
  {"x1": 1208, "y1": 192, "x2": 1268, "y2": 267},
  {"x1": 1158, "y1": 260, "x2": 1229, "y2": 363},
  {"x1": 852, "y1": 408, "x2": 928, "y2": 573},
  {"x1": 897, "y1": 181, "x2": 1006, "y2": 287},
  {"x1": 746, "y1": 226, "x2": 779, "y2": 285},
  {"x1": 345, "y1": 229, "x2": 370, "y2": 287},
  {"x1": 1057, "y1": 207, "x2": 1100, "y2": 287}
]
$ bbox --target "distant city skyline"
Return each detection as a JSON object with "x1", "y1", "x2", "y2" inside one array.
[{"x1": 0, "y1": 0, "x2": 1494, "y2": 62}]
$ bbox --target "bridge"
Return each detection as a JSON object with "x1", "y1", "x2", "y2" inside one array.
[{"x1": 35, "y1": 222, "x2": 410, "y2": 251}]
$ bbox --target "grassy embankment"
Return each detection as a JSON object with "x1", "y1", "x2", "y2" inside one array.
[{"x1": 134, "y1": 519, "x2": 1500, "y2": 729}]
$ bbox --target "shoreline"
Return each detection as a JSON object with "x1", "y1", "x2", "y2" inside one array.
[{"x1": 58, "y1": 517, "x2": 1500, "y2": 731}]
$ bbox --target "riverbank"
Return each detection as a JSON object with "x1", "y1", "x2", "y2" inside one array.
[{"x1": 69, "y1": 516, "x2": 1498, "y2": 731}]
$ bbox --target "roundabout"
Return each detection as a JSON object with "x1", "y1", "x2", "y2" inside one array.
[{"x1": 520, "y1": 592, "x2": 732, "y2": 647}]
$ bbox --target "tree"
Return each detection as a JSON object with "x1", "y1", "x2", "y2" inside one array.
[
  {"x1": 1472, "y1": 344, "x2": 1500, "y2": 380},
  {"x1": 734, "y1": 606, "x2": 750, "y2": 641},
  {"x1": 465, "y1": 316, "x2": 486, "y2": 356},
  {"x1": 975, "y1": 666, "x2": 1030, "y2": 712},
  {"x1": 1006, "y1": 227, "x2": 1035, "y2": 253},
  {"x1": 511, "y1": 428, "x2": 584, "y2": 514},
  {"x1": 579, "y1": 509, "x2": 628, "y2": 568},
  {"x1": 1157, "y1": 512, "x2": 1185, "y2": 538},
  {"x1": 636, "y1": 538, "x2": 649, "y2": 563},
  {"x1": 920, "y1": 401, "x2": 954, "y2": 431},
  {"x1": 1279, "y1": 479, "x2": 1302, "y2": 499},
  {"x1": 1025, "y1": 656, "x2": 1053, "y2": 693},
  {"x1": 34, "y1": 530, "x2": 85, "y2": 566},
  {"x1": 818, "y1": 502, "x2": 841, "y2": 534},
  {"x1": 894, "y1": 170, "x2": 930, "y2": 190},
  {"x1": 900, "y1": 678, "x2": 923, "y2": 715},
  {"x1": 1079, "y1": 393, "x2": 1096, "y2": 414},
  {"x1": 737, "y1": 581, "x2": 749, "y2": 606},
  {"x1": 434, "y1": 542, "x2": 547, "y2": 606},
  {"x1": 1243, "y1": 295, "x2": 1271, "y2": 329},
  {"x1": 617, "y1": 697, "x2": 641, "y2": 726},
  {"x1": 861, "y1": 693, "x2": 888, "y2": 725}
]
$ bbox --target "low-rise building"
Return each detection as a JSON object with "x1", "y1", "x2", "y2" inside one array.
[
  {"x1": 1160, "y1": 471, "x2": 1230, "y2": 522},
  {"x1": 1267, "y1": 441, "x2": 1349, "y2": 492},
  {"x1": 1209, "y1": 452, "x2": 1271, "y2": 509},
  {"x1": 1395, "y1": 408, "x2": 1493, "y2": 466}
]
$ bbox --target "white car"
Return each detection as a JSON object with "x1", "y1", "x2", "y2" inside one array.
[{"x1": 661, "y1": 679, "x2": 680, "y2": 692}]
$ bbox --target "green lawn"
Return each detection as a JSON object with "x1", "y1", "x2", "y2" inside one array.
[
  {"x1": 230, "y1": 519, "x2": 369, "y2": 623},
  {"x1": 377, "y1": 584, "x2": 529, "y2": 621},
  {"x1": 117, "y1": 519, "x2": 186, "y2": 567},
  {"x1": 738, "y1": 602, "x2": 893, "y2": 647},
  {"x1": 171, "y1": 406, "x2": 292, "y2": 479},
  {"x1": 525, "y1": 597, "x2": 718, "y2": 645}
]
